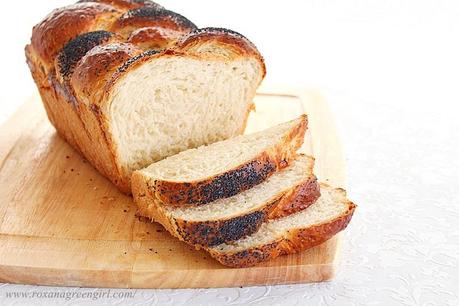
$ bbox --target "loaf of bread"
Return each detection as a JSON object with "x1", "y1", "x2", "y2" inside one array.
[
  {"x1": 206, "y1": 185, "x2": 356, "y2": 268},
  {"x1": 133, "y1": 155, "x2": 320, "y2": 247},
  {"x1": 25, "y1": 0, "x2": 265, "y2": 193}
]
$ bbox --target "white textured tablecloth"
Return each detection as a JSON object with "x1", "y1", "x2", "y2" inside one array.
[{"x1": 1, "y1": 0, "x2": 459, "y2": 305}]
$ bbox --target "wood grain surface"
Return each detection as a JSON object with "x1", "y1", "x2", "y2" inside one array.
[{"x1": 0, "y1": 88, "x2": 345, "y2": 288}]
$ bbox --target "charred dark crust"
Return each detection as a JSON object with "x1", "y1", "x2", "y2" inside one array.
[
  {"x1": 200, "y1": 159, "x2": 276, "y2": 201},
  {"x1": 175, "y1": 210, "x2": 268, "y2": 247},
  {"x1": 211, "y1": 202, "x2": 357, "y2": 268},
  {"x1": 155, "y1": 158, "x2": 279, "y2": 206},
  {"x1": 118, "y1": 7, "x2": 197, "y2": 30},
  {"x1": 57, "y1": 31, "x2": 114, "y2": 78}
]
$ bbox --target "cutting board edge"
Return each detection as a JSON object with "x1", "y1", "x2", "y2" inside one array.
[{"x1": 0, "y1": 240, "x2": 341, "y2": 289}]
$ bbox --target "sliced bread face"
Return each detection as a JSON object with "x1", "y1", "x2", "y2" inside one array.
[
  {"x1": 132, "y1": 115, "x2": 307, "y2": 206},
  {"x1": 133, "y1": 155, "x2": 320, "y2": 247},
  {"x1": 101, "y1": 28, "x2": 267, "y2": 192},
  {"x1": 207, "y1": 185, "x2": 356, "y2": 268},
  {"x1": 107, "y1": 52, "x2": 265, "y2": 177}
]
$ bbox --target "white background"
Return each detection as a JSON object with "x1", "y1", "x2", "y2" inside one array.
[{"x1": 1, "y1": 1, "x2": 458, "y2": 305}]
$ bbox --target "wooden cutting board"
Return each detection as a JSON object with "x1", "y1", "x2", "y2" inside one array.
[{"x1": 0, "y1": 87, "x2": 345, "y2": 288}]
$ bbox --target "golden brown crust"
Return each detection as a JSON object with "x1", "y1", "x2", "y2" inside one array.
[
  {"x1": 208, "y1": 199, "x2": 357, "y2": 268},
  {"x1": 133, "y1": 169, "x2": 321, "y2": 247},
  {"x1": 111, "y1": 6, "x2": 197, "y2": 38},
  {"x1": 147, "y1": 115, "x2": 307, "y2": 206},
  {"x1": 176, "y1": 27, "x2": 266, "y2": 78},
  {"x1": 127, "y1": 27, "x2": 184, "y2": 50},
  {"x1": 31, "y1": 3, "x2": 121, "y2": 68},
  {"x1": 25, "y1": 45, "x2": 48, "y2": 88},
  {"x1": 25, "y1": 51, "x2": 127, "y2": 191},
  {"x1": 71, "y1": 42, "x2": 143, "y2": 105},
  {"x1": 268, "y1": 175, "x2": 320, "y2": 219}
]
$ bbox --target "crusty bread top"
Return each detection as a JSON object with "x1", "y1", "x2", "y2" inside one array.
[
  {"x1": 111, "y1": 6, "x2": 197, "y2": 37},
  {"x1": 27, "y1": 1, "x2": 266, "y2": 125},
  {"x1": 176, "y1": 27, "x2": 264, "y2": 60},
  {"x1": 30, "y1": 3, "x2": 120, "y2": 68},
  {"x1": 28, "y1": 1, "x2": 265, "y2": 79}
]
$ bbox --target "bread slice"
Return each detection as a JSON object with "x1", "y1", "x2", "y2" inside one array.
[
  {"x1": 133, "y1": 155, "x2": 320, "y2": 247},
  {"x1": 206, "y1": 185, "x2": 356, "y2": 267},
  {"x1": 132, "y1": 115, "x2": 307, "y2": 206}
]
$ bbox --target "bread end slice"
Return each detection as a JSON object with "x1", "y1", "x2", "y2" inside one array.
[{"x1": 206, "y1": 185, "x2": 356, "y2": 268}]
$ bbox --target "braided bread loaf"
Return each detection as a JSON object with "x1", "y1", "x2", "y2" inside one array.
[{"x1": 25, "y1": 0, "x2": 265, "y2": 193}]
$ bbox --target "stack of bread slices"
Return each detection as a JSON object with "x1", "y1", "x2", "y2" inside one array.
[{"x1": 132, "y1": 115, "x2": 356, "y2": 268}]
